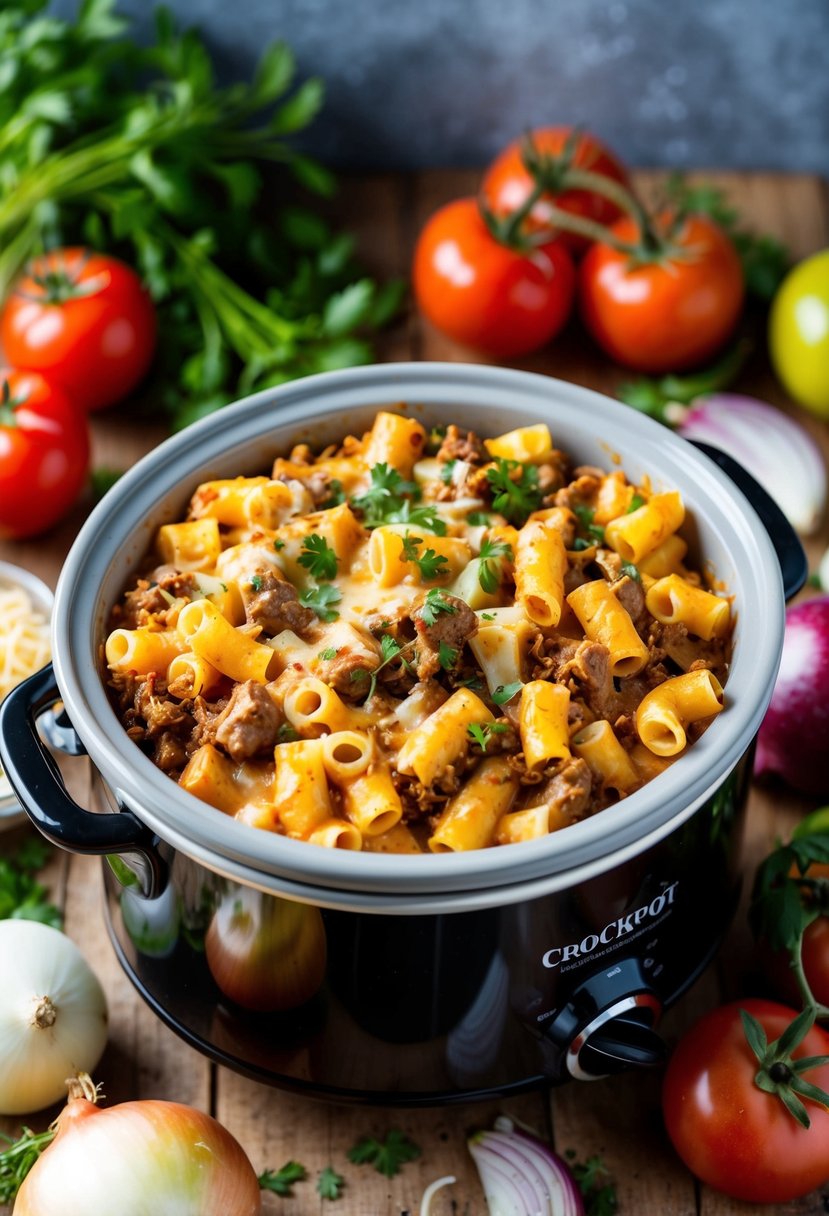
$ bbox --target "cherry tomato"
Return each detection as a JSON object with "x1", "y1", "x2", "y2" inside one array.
[
  {"x1": 662, "y1": 999, "x2": 829, "y2": 1203},
  {"x1": 579, "y1": 213, "x2": 745, "y2": 373},
  {"x1": 764, "y1": 917, "x2": 829, "y2": 1009},
  {"x1": 769, "y1": 249, "x2": 829, "y2": 418},
  {"x1": 0, "y1": 247, "x2": 157, "y2": 413},
  {"x1": 413, "y1": 197, "x2": 575, "y2": 358},
  {"x1": 482, "y1": 127, "x2": 631, "y2": 256},
  {"x1": 0, "y1": 368, "x2": 90, "y2": 539}
]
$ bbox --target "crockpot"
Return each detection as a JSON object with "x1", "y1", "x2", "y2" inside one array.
[{"x1": 0, "y1": 363, "x2": 807, "y2": 1104}]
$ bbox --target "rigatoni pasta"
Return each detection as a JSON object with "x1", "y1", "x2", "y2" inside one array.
[{"x1": 104, "y1": 412, "x2": 734, "y2": 852}]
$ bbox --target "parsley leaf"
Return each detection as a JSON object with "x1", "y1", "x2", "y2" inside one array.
[
  {"x1": 620, "y1": 561, "x2": 641, "y2": 583},
  {"x1": 478, "y1": 536, "x2": 513, "y2": 594},
  {"x1": 259, "y1": 1162, "x2": 308, "y2": 1196},
  {"x1": 320, "y1": 478, "x2": 345, "y2": 509},
  {"x1": 0, "y1": 840, "x2": 61, "y2": 929},
  {"x1": 400, "y1": 534, "x2": 449, "y2": 581},
  {"x1": 299, "y1": 582, "x2": 342, "y2": 622},
  {"x1": 419, "y1": 588, "x2": 458, "y2": 627},
  {"x1": 627, "y1": 493, "x2": 646, "y2": 513},
  {"x1": 277, "y1": 723, "x2": 300, "y2": 743},
  {"x1": 318, "y1": 647, "x2": 338, "y2": 660},
  {"x1": 467, "y1": 510, "x2": 493, "y2": 526},
  {"x1": 317, "y1": 1166, "x2": 345, "y2": 1200},
  {"x1": 485, "y1": 458, "x2": 542, "y2": 525},
  {"x1": 347, "y1": 1129, "x2": 421, "y2": 1178},
  {"x1": 438, "y1": 641, "x2": 458, "y2": 670},
  {"x1": 380, "y1": 634, "x2": 403, "y2": 663},
  {"x1": 298, "y1": 533, "x2": 338, "y2": 580},
  {"x1": 467, "y1": 721, "x2": 508, "y2": 751},
  {"x1": 249, "y1": 574, "x2": 263, "y2": 592},
  {"x1": 572, "y1": 503, "x2": 606, "y2": 543},
  {"x1": 481, "y1": 611, "x2": 495, "y2": 621},
  {"x1": 440, "y1": 459, "x2": 457, "y2": 484},
  {"x1": 566, "y1": 1153, "x2": 618, "y2": 1216},
  {"x1": 492, "y1": 681, "x2": 522, "y2": 705},
  {"x1": 273, "y1": 539, "x2": 285, "y2": 551},
  {"x1": 386, "y1": 499, "x2": 447, "y2": 535},
  {"x1": 351, "y1": 463, "x2": 420, "y2": 527}
]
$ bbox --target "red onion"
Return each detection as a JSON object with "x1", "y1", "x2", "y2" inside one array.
[
  {"x1": 468, "y1": 1117, "x2": 584, "y2": 1215},
  {"x1": 755, "y1": 597, "x2": 829, "y2": 796}
]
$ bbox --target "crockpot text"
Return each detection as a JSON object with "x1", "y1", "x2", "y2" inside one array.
[{"x1": 541, "y1": 882, "x2": 680, "y2": 969}]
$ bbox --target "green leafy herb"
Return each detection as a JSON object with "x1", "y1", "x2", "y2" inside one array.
[
  {"x1": 347, "y1": 1129, "x2": 421, "y2": 1178},
  {"x1": 620, "y1": 561, "x2": 641, "y2": 583},
  {"x1": 317, "y1": 647, "x2": 338, "y2": 661},
  {"x1": 0, "y1": 2, "x2": 400, "y2": 429},
  {"x1": 317, "y1": 1165, "x2": 345, "y2": 1200},
  {"x1": 0, "y1": 838, "x2": 61, "y2": 928},
  {"x1": 277, "y1": 723, "x2": 300, "y2": 743},
  {"x1": 437, "y1": 641, "x2": 458, "y2": 670},
  {"x1": 298, "y1": 533, "x2": 338, "y2": 580},
  {"x1": 320, "y1": 478, "x2": 345, "y2": 509},
  {"x1": 419, "y1": 588, "x2": 458, "y2": 627},
  {"x1": 627, "y1": 493, "x2": 646, "y2": 513},
  {"x1": 386, "y1": 499, "x2": 447, "y2": 536},
  {"x1": 467, "y1": 721, "x2": 508, "y2": 752},
  {"x1": 361, "y1": 632, "x2": 415, "y2": 703},
  {"x1": 249, "y1": 574, "x2": 263, "y2": 592},
  {"x1": 478, "y1": 536, "x2": 513, "y2": 594},
  {"x1": 572, "y1": 503, "x2": 605, "y2": 543},
  {"x1": 90, "y1": 467, "x2": 123, "y2": 501},
  {"x1": 492, "y1": 681, "x2": 522, "y2": 705},
  {"x1": 350, "y1": 463, "x2": 420, "y2": 527},
  {"x1": 572, "y1": 537, "x2": 593, "y2": 552},
  {"x1": 566, "y1": 1152, "x2": 618, "y2": 1216},
  {"x1": 467, "y1": 510, "x2": 493, "y2": 526},
  {"x1": 617, "y1": 339, "x2": 749, "y2": 424},
  {"x1": 455, "y1": 674, "x2": 484, "y2": 690},
  {"x1": 299, "y1": 582, "x2": 341, "y2": 622},
  {"x1": 665, "y1": 173, "x2": 790, "y2": 300},
  {"x1": 273, "y1": 539, "x2": 285, "y2": 551},
  {"x1": 0, "y1": 1125, "x2": 56, "y2": 1204},
  {"x1": 440, "y1": 458, "x2": 457, "y2": 484},
  {"x1": 485, "y1": 458, "x2": 542, "y2": 525},
  {"x1": 259, "y1": 1161, "x2": 308, "y2": 1196},
  {"x1": 400, "y1": 533, "x2": 449, "y2": 581},
  {"x1": 481, "y1": 611, "x2": 495, "y2": 621}
]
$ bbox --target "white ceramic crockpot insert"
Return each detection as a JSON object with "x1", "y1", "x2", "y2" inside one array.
[{"x1": 52, "y1": 364, "x2": 783, "y2": 908}]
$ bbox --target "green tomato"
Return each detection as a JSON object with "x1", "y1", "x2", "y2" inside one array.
[{"x1": 769, "y1": 249, "x2": 829, "y2": 417}]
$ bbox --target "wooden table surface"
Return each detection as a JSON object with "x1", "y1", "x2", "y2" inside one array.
[{"x1": 2, "y1": 168, "x2": 828, "y2": 1215}]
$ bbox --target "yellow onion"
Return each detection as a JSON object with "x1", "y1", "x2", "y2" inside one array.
[
  {"x1": 14, "y1": 1076, "x2": 261, "y2": 1216},
  {"x1": 205, "y1": 886, "x2": 327, "y2": 1012}
]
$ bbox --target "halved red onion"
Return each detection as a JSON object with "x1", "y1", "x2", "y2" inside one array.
[{"x1": 467, "y1": 1118, "x2": 584, "y2": 1216}]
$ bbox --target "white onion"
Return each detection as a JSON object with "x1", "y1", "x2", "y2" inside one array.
[
  {"x1": 0, "y1": 921, "x2": 107, "y2": 1115},
  {"x1": 468, "y1": 1119, "x2": 584, "y2": 1216},
  {"x1": 670, "y1": 392, "x2": 827, "y2": 535},
  {"x1": 420, "y1": 1175, "x2": 456, "y2": 1214}
]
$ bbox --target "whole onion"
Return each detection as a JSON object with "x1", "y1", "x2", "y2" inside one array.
[{"x1": 755, "y1": 597, "x2": 829, "y2": 795}]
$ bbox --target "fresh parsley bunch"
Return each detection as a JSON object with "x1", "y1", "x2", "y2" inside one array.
[{"x1": 0, "y1": 0, "x2": 403, "y2": 428}]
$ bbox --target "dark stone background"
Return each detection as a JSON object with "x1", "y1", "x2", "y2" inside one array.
[{"x1": 54, "y1": 0, "x2": 829, "y2": 173}]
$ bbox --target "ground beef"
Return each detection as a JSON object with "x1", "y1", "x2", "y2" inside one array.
[
  {"x1": 274, "y1": 466, "x2": 331, "y2": 507},
  {"x1": 134, "y1": 677, "x2": 192, "y2": 739},
  {"x1": 317, "y1": 642, "x2": 381, "y2": 700},
  {"x1": 611, "y1": 573, "x2": 647, "y2": 629},
  {"x1": 410, "y1": 593, "x2": 478, "y2": 680},
  {"x1": 553, "y1": 473, "x2": 601, "y2": 513},
  {"x1": 593, "y1": 548, "x2": 623, "y2": 582},
  {"x1": 243, "y1": 571, "x2": 315, "y2": 636},
  {"x1": 118, "y1": 572, "x2": 198, "y2": 629},
  {"x1": 436, "y1": 425, "x2": 489, "y2": 465},
  {"x1": 154, "y1": 731, "x2": 188, "y2": 774},
  {"x1": 560, "y1": 639, "x2": 616, "y2": 720},
  {"x1": 214, "y1": 681, "x2": 280, "y2": 762},
  {"x1": 535, "y1": 757, "x2": 593, "y2": 824},
  {"x1": 191, "y1": 695, "x2": 229, "y2": 749}
]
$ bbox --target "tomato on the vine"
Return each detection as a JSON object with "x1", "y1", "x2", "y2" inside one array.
[
  {"x1": 662, "y1": 999, "x2": 829, "y2": 1203},
  {"x1": 482, "y1": 127, "x2": 630, "y2": 256},
  {"x1": 412, "y1": 197, "x2": 575, "y2": 358},
  {"x1": 579, "y1": 212, "x2": 744, "y2": 373},
  {"x1": 0, "y1": 248, "x2": 157, "y2": 413},
  {"x1": 0, "y1": 368, "x2": 90, "y2": 539}
]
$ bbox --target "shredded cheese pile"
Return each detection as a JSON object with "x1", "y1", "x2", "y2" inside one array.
[{"x1": 0, "y1": 585, "x2": 51, "y2": 800}]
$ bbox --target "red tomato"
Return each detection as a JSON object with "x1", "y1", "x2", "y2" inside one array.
[
  {"x1": 482, "y1": 127, "x2": 631, "y2": 255},
  {"x1": 662, "y1": 999, "x2": 829, "y2": 1203},
  {"x1": 579, "y1": 213, "x2": 745, "y2": 373},
  {"x1": 0, "y1": 368, "x2": 90, "y2": 538},
  {"x1": 412, "y1": 197, "x2": 575, "y2": 358},
  {"x1": 764, "y1": 917, "x2": 829, "y2": 1009},
  {"x1": 0, "y1": 248, "x2": 157, "y2": 413}
]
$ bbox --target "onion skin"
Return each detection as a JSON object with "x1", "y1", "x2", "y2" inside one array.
[
  {"x1": 755, "y1": 597, "x2": 829, "y2": 796},
  {"x1": 14, "y1": 1094, "x2": 261, "y2": 1216}
]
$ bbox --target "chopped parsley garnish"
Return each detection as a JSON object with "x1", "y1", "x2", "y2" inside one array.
[
  {"x1": 481, "y1": 611, "x2": 495, "y2": 621},
  {"x1": 249, "y1": 574, "x2": 263, "y2": 592},
  {"x1": 258, "y1": 1162, "x2": 308, "y2": 1196},
  {"x1": 277, "y1": 723, "x2": 300, "y2": 743},
  {"x1": 347, "y1": 1129, "x2": 421, "y2": 1178},
  {"x1": 627, "y1": 493, "x2": 646, "y2": 513},
  {"x1": 273, "y1": 539, "x2": 285, "y2": 551},
  {"x1": 478, "y1": 536, "x2": 513, "y2": 594},
  {"x1": 317, "y1": 647, "x2": 338, "y2": 661},
  {"x1": 350, "y1": 668, "x2": 370, "y2": 683},
  {"x1": 467, "y1": 510, "x2": 493, "y2": 526},
  {"x1": 386, "y1": 499, "x2": 447, "y2": 535},
  {"x1": 350, "y1": 462, "x2": 420, "y2": 527},
  {"x1": 298, "y1": 533, "x2": 338, "y2": 580},
  {"x1": 320, "y1": 478, "x2": 346, "y2": 509},
  {"x1": 620, "y1": 561, "x2": 641, "y2": 583},
  {"x1": 566, "y1": 1151, "x2": 618, "y2": 1216},
  {"x1": 572, "y1": 503, "x2": 606, "y2": 542},
  {"x1": 492, "y1": 681, "x2": 522, "y2": 705},
  {"x1": 400, "y1": 533, "x2": 449, "y2": 581},
  {"x1": 467, "y1": 721, "x2": 509, "y2": 751},
  {"x1": 485, "y1": 458, "x2": 542, "y2": 525},
  {"x1": 440, "y1": 458, "x2": 457, "y2": 484},
  {"x1": 455, "y1": 674, "x2": 484, "y2": 690},
  {"x1": 572, "y1": 537, "x2": 593, "y2": 552},
  {"x1": 420, "y1": 588, "x2": 458, "y2": 627},
  {"x1": 438, "y1": 641, "x2": 458, "y2": 670},
  {"x1": 362, "y1": 634, "x2": 416, "y2": 703},
  {"x1": 299, "y1": 582, "x2": 342, "y2": 622},
  {"x1": 317, "y1": 1166, "x2": 345, "y2": 1200}
]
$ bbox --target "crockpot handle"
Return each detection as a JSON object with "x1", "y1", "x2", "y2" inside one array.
[
  {"x1": 0, "y1": 663, "x2": 166, "y2": 899},
  {"x1": 689, "y1": 440, "x2": 808, "y2": 602}
]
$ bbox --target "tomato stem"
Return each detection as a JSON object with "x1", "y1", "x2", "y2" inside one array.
[
  {"x1": 0, "y1": 379, "x2": 25, "y2": 427},
  {"x1": 790, "y1": 936, "x2": 829, "y2": 1022}
]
